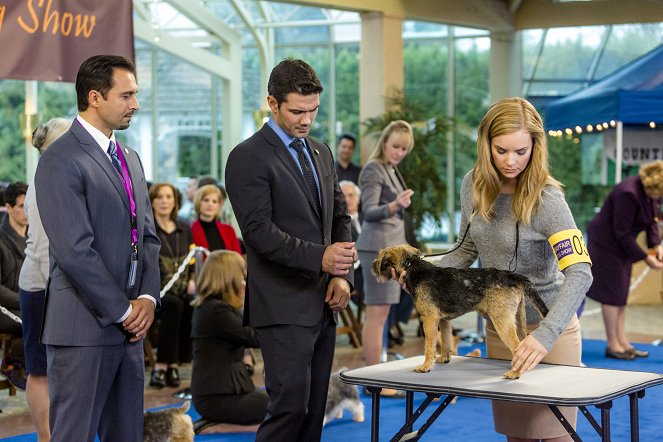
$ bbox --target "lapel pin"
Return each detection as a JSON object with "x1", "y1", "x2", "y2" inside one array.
[
  {"x1": 124, "y1": 148, "x2": 128, "y2": 154},
  {"x1": 314, "y1": 149, "x2": 319, "y2": 155}
]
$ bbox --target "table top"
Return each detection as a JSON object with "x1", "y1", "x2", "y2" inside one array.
[{"x1": 340, "y1": 356, "x2": 663, "y2": 406}]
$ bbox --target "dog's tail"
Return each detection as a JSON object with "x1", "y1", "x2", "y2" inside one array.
[
  {"x1": 509, "y1": 273, "x2": 549, "y2": 318},
  {"x1": 525, "y1": 285, "x2": 548, "y2": 318}
]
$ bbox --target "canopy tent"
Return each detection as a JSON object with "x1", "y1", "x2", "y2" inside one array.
[
  {"x1": 544, "y1": 44, "x2": 663, "y2": 182},
  {"x1": 545, "y1": 44, "x2": 663, "y2": 130}
]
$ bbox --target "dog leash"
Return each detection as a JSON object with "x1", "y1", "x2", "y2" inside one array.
[{"x1": 422, "y1": 222, "x2": 520, "y2": 273}]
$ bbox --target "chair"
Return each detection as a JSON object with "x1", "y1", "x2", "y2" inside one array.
[
  {"x1": 336, "y1": 292, "x2": 363, "y2": 348},
  {"x1": 0, "y1": 334, "x2": 18, "y2": 396}
]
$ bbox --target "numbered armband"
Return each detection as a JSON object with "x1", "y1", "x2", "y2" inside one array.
[{"x1": 548, "y1": 229, "x2": 592, "y2": 271}]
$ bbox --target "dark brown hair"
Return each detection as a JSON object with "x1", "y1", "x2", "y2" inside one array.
[{"x1": 76, "y1": 55, "x2": 136, "y2": 112}]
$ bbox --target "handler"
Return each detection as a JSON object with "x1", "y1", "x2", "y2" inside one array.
[{"x1": 397, "y1": 97, "x2": 592, "y2": 442}]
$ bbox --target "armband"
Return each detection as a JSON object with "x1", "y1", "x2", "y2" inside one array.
[{"x1": 548, "y1": 229, "x2": 592, "y2": 271}]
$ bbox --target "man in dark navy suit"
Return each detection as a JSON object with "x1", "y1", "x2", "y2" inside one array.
[{"x1": 226, "y1": 58, "x2": 354, "y2": 442}]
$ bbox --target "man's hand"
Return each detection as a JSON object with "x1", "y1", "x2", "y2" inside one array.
[
  {"x1": 511, "y1": 334, "x2": 547, "y2": 374},
  {"x1": 122, "y1": 298, "x2": 155, "y2": 342},
  {"x1": 390, "y1": 267, "x2": 408, "y2": 292},
  {"x1": 325, "y1": 277, "x2": 351, "y2": 312},
  {"x1": 322, "y1": 242, "x2": 355, "y2": 276}
]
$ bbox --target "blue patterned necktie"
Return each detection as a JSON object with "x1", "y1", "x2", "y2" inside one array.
[
  {"x1": 290, "y1": 139, "x2": 321, "y2": 212},
  {"x1": 107, "y1": 140, "x2": 122, "y2": 175}
]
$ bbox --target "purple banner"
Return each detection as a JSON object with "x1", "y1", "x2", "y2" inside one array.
[{"x1": 0, "y1": 0, "x2": 134, "y2": 82}]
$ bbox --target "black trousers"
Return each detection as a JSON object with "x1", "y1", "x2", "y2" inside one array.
[
  {"x1": 254, "y1": 308, "x2": 336, "y2": 442},
  {"x1": 193, "y1": 389, "x2": 269, "y2": 425},
  {"x1": 155, "y1": 293, "x2": 193, "y2": 364}
]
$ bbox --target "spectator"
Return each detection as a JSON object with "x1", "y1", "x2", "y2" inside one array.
[
  {"x1": 335, "y1": 133, "x2": 362, "y2": 185},
  {"x1": 190, "y1": 250, "x2": 268, "y2": 426},
  {"x1": 148, "y1": 183, "x2": 196, "y2": 388},
  {"x1": 18, "y1": 117, "x2": 70, "y2": 441},
  {"x1": 340, "y1": 180, "x2": 364, "y2": 305},
  {"x1": 357, "y1": 120, "x2": 414, "y2": 398},
  {"x1": 0, "y1": 181, "x2": 28, "y2": 339},
  {"x1": 0, "y1": 181, "x2": 29, "y2": 392},
  {"x1": 191, "y1": 184, "x2": 242, "y2": 254}
]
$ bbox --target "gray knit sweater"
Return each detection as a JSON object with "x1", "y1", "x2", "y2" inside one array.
[{"x1": 429, "y1": 173, "x2": 592, "y2": 351}]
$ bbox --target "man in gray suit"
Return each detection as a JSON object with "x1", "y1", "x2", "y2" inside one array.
[
  {"x1": 35, "y1": 55, "x2": 161, "y2": 442},
  {"x1": 226, "y1": 58, "x2": 354, "y2": 442}
]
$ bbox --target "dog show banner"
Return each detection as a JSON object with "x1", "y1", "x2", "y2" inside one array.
[
  {"x1": 0, "y1": 0, "x2": 134, "y2": 82},
  {"x1": 604, "y1": 127, "x2": 663, "y2": 165}
]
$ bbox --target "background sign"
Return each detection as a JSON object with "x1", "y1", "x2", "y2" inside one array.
[
  {"x1": 0, "y1": 0, "x2": 134, "y2": 82},
  {"x1": 604, "y1": 128, "x2": 663, "y2": 165}
]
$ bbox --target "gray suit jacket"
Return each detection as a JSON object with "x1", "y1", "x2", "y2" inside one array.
[
  {"x1": 355, "y1": 160, "x2": 407, "y2": 252},
  {"x1": 35, "y1": 119, "x2": 161, "y2": 346},
  {"x1": 225, "y1": 124, "x2": 353, "y2": 328}
]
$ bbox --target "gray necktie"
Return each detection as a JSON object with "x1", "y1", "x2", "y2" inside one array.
[{"x1": 290, "y1": 139, "x2": 321, "y2": 213}]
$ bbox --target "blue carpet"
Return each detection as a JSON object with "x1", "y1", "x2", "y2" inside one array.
[{"x1": 3, "y1": 339, "x2": 662, "y2": 441}]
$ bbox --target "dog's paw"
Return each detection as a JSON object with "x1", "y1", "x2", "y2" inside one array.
[
  {"x1": 414, "y1": 364, "x2": 432, "y2": 373},
  {"x1": 435, "y1": 354, "x2": 451, "y2": 364},
  {"x1": 502, "y1": 370, "x2": 521, "y2": 379}
]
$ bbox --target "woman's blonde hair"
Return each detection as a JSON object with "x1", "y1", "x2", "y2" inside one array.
[
  {"x1": 368, "y1": 120, "x2": 415, "y2": 163},
  {"x1": 32, "y1": 118, "x2": 70, "y2": 154},
  {"x1": 193, "y1": 184, "x2": 223, "y2": 218},
  {"x1": 192, "y1": 250, "x2": 246, "y2": 309},
  {"x1": 472, "y1": 97, "x2": 561, "y2": 224},
  {"x1": 639, "y1": 160, "x2": 663, "y2": 198}
]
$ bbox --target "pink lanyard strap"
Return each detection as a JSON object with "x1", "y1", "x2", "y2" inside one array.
[{"x1": 114, "y1": 142, "x2": 138, "y2": 246}]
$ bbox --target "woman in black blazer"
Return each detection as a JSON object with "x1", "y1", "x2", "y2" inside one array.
[{"x1": 190, "y1": 250, "x2": 268, "y2": 425}]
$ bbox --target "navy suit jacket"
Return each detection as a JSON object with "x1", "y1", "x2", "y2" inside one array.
[
  {"x1": 35, "y1": 119, "x2": 161, "y2": 346},
  {"x1": 225, "y1": 124, "x2": 353, "y2": 328}
]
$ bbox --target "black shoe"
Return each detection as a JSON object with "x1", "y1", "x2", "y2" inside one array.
[
  {"x1": 605, "y1": 348, "x2": 635, "y2": 360},
  {"x1": 150, "y1": 369, "x2": 166, "y2": 388},
  {"x1": 0, "y1": 357, "x2": 27, "y2": 390},
  {"x1": 625, "y1": 347, "x2": 649, "y2": 358},
  {"x1": 166, "y1": 367, "x2": 180, "y2": 387}
]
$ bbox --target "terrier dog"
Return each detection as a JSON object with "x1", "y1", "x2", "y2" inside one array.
[
  {"x1": 372, "y1": 244, "x2": 548, "y2": 379},
  {"x1": 323, "y1": 367, "x2": 365, "y2": 426},
  {"x1": 143, "y1": 401, "x2": 194, "y2": 442}
]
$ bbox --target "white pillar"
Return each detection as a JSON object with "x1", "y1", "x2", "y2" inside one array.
[{"x1": 489, "y1": 30, "x2": 522, "y2": 101}]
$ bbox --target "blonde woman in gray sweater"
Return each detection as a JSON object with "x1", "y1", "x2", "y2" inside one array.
[{"x1": 399, "y1": 98, "x2": 592, "y2": 441}]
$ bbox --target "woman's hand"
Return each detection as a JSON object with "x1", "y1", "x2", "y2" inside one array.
[
  {"x1": 389, "y1": 189, "x2": 414, "y2": 214},
  {"x1": 390, "y1": 268, "x2": 408, "y2": 292},
  {"x1": 645, "y1": 250, "x2": 663, "y2": 270},
  {"x1": 511, "y1": 334, "x2": 548, "y2": 374}
]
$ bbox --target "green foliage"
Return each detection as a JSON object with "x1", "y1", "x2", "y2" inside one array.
[
  {"x1": 0, "y1": 81, "x2": 26, "y2": 183},
  {"x1": 548, "y1": 135, "x2": 612, "y2": 233},
  {"x1": 178, "y1": 135, "x2": 211, "y2": 177},
  {"x1": 362, "y1": 91, "x2": 453, "y2": 231}
]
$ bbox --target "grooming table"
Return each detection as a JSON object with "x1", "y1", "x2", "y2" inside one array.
[{"x1": 340, "y1": 356, "x2": 663, "y2": 442}]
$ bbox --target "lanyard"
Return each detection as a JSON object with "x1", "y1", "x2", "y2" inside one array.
[{"x1": 114, "y1": 142, "x2": 138, "y2": 246}]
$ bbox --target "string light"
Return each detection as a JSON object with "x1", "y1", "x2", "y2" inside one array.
[
  {"x1": 575, "y1": 126, "x2": 582, "y2": 133},
  {"x1": 609, "y1": 120, "x2": 616, "y2": 127},
  {"x1": 586, "y1": 124, "x2": 593, "y2": 132},
  {"x1": 650, "y1": 122, "x2": 657, "y2": 129}
]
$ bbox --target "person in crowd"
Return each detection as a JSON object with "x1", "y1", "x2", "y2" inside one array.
[
  {"x1": 340, "y1": 180, "x2": 364, "y2": 306},
  {"x1": 190, "y1": 250, "x2": 268, "y2": 426},
  {"x1": 225, "y1": 58, "x2": 354, "y2": 442},
  {"x1": 0, "y1": 181, "x2": 29, "y2": 392},
  {"x1": 356, "y1": 120, "x2": 414, "y2": 398},
  {"x1": 586, "y1": 160, "x2": 663, "y2": 360},
  {"x1": 0, "y1": 182, "x2": 28, "y2": 337},
  {"x1": 148, "y1": 182, "x2": 196, "y2": 388},
  {"x1": 18, "y1": 118, "x2": 70, "y2": 441},
  {"x1": 177, "y1": 176, "x2": 199, "y2": 224},
  {"x1": 191, "y1": 184, "x2": 242, "y2": 255},
  {"x1": 395, "y1": 97, "x2": 592, "y2": 441},
  {"x1": 34, "y1": 54, "x2": 161, "y2": 441},
  {"x1": 335, "y1": 133, "x2": 362, "y2": 185}
]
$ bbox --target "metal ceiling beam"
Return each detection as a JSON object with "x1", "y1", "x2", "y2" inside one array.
[
  {"x1": 164, "y1": 0, "x2": 240, "y2": 44},
  {"x1": 134, "y1": 16, "x2": 233, "y2": 79}
]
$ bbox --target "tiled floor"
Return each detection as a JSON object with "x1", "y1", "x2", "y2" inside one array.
[{"x1": 0, "y1": 298, "x2": 661, "y2": 438}]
